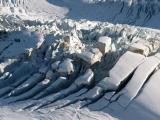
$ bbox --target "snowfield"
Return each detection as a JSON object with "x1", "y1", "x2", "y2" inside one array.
[{"x1": 0, "y1": 0, "x2": 160, "y2": 120}]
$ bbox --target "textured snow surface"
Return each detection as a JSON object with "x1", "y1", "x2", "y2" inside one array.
[
  {"x1": 0, "y1": 106, "x2": 117, "y2": 120},
  {"x1": 47, "y1": 0, "x2": 160, "y2": 28},
  {"x1": 0, "y1": 0, "x2": 160, "y2": 120},
  {"x1": 1, "y1": 0, "x2": 160, "y2": 28},
  {"x1": 0, "y1": 0, "x2": 68, "y2": 20}
]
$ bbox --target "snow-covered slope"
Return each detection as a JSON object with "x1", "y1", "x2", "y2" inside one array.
[
  {"x1": 0, "y1": 0, "x2": 68, "y2": 20},
  {"x1": 47, "y1": 0, "x2": 160, "y2": 28},
  {"x1": 0, "y1": 17, "x2": 160, "y2": 120},
  {"x1": 0, "y1": 0, "x2": 160, "y2": 120},
  {"x1": 1, "y1": 0, "x2": 160, "y2": 28}
]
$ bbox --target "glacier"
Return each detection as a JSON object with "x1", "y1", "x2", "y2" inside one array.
[{"x1": 0, "y1": 0, "x2": 160, "y2": 120}]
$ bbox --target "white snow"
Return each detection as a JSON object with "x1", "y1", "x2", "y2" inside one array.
[
  {"x1": 0, "y1": 0, "x2": 160, "y2": 120},
  {"x1": 129, "y1": 42, "x2": 150, "y2": 56},
  {"x1": 97, "y1": 36, "x2": 112, "y2": 54},
  {"x1": 116, "y1": 54, "x2": 160, "y2": 107},
  {"x1": 57, "y1": 58, "x2": 74, "y2": 75},
  {"x1": 77, "y1": 48, "x2": 103, "y2": 64},
  {"x1": 0, "y1": 0, "x2": 68, "y2": 20},
  {"x1": 109, "y1": 51, "x2": 145, "y2": 86}
]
